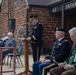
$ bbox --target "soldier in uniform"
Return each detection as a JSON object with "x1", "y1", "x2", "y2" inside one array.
[
  {"x1": 32, "y1": 27, "x2": 71, "y2": 75},
  {"x1": 29, "y1": 15, "x2": 43, "y2": 62},
  {"x1": 49, "y1": 27, "x2": 76, "y2": 75}
]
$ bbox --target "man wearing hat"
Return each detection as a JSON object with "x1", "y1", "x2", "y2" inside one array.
[
  {"x1": 29, "y1": 14, "x2": 43, "y2": 62},
  {"x1": 31, "y1": 27, "x2": 71, "y2": 75},
  {"x1": 49, "y1": 27, "x2": 76, "y2": 75}
]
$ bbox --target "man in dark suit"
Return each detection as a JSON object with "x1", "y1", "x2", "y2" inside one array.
[
  {"x1": 2, "y1": 32, "x2": 16, "y2": 63},
  {"x1": 50, "y1": 27, "x2": 76, "y2": 75},
  {"x1": 29, "y1": 15, "x2": 43, "y2": 62},
  {"x1": 32, "y1": 27, "x2": 71, "y2": 75}
]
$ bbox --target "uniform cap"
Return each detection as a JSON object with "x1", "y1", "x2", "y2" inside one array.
[
  {"x1": 55, "y1": 27, "x2": 65, "y2": 32},
  {"x1": 29, "y1": 15, "x2": 37, "y2": 19},
  {"x1": 29, "y1": 15, "x2": 37, "y2": 22}
]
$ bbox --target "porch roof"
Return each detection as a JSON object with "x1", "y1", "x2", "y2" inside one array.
[{"x1": 26, "y1": 0, "x2": 69, "y2": 7}]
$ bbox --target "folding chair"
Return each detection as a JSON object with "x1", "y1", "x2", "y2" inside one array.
[{"x1": 6, "y1": 43, "x2": 23, "y2": 67}]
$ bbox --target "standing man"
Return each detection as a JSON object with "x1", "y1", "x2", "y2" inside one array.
[
  {"x1": 2, "y1": 32, "x2": 16, "y2": 63},
  {"x1": 32, "y1": 27, "x2": 71, "y2": 75},
  {"x1": 50, "y1": 27, "x2": 76, "y2": 75},
  {"x1": 29, "y1": 15, "x2": 43, "y2": 62}
]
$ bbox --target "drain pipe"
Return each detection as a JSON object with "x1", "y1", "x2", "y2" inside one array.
[
  {"x1": 25, "y1": 8, "x2": 29, "y2": 38},
  {"x1": 62, "y1": 4, "x2": 66, "y2": 37}
]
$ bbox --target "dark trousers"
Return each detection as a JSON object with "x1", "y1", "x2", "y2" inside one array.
[
  {"x1": 2, "y1": 49, "x2": 13, "y2": 61},
  {"x1": 49, "y1": 67, "x2": 76, "y2": 75},
  {"x1": 31, "y1": 43, "x2": 42, "y2": 62},
  {"x1": 33, "y1": 61, "x2": 58, "y2": 75}
]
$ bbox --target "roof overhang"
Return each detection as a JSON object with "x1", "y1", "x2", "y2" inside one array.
[
  {"x1": 48, "y1": 0, "x2": 70, "y2": 7},
  {"x1": 26, "y1": 0, "x2": 69, "y2": 7},
  {"x1": 49, "y1": 0, "x2": 76, "y2": 13}
]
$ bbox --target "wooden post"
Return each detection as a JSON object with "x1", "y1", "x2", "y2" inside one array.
[
  {"x1": 18, "y1": 38, "x2": 30, "y2": 75},
  {"x1": 0, "y1": 48, "x2": 2, "y2": 75},
  {"x1": 23, "y1": 38, "x2": 29, "y2": 74}
]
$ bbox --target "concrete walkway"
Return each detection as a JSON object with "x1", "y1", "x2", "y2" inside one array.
[{"x1": 2, "y1": 54, "x2": 44, "y2": 75}]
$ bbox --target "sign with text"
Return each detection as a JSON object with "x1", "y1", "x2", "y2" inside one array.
[{"x1": 49, "y1": 0, "x2": 76, "y2": 13}]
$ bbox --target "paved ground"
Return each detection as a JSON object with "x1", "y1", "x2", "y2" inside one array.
[{"x1": 2, "y1": 54, "x2": 44, "y2": 75}]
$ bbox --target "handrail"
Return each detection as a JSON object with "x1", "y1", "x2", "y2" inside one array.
[
  {"x1": 0, "y1": 47, "x2": 15, "y2": 49},
  {"x1": 0, "y1": 47, "x2": 16, "y2": 75}
]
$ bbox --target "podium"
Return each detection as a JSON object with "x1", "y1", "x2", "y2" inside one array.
[{"x1": 18, "y1": 38, "x2": 31, "y2": 75}]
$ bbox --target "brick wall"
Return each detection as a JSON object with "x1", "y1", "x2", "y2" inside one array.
[
  {"x1": 0, "y1": 0, "x2": 27, "y2": 35},
  {"x1": 0, "y1": 14, "x2": 1, "y2": 38},
  {"x1": 28, "y1": 7, "x2": 62, "y2": 51},
  {"x1": 0, "y1": 0, "x2": 9, "y2": 35},
  {"x1": 0, "y1": 0, "x2": 75, "y2": 52}
]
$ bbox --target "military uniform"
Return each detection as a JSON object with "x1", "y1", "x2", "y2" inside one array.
[
  {"x1": 32, "y1": 28, "x2": 71, "y2": 75},
  {"x1": 33, "y1": 37, "x2": 71, "y2": 75},
  {"x1": 45, "y1": 38, "x2": 70, "y2": 63},
  {"x1": 30, "y1": 21, "x2": 43, "y2": 62}
]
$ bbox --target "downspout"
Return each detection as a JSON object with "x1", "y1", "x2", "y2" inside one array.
[
  {"x1": 8, "y1": 0, "x2": 9, "y2": 29},
  {"x1": 26, "y1": 8, "x2": 29, "y2": 38},
  {"x1": 62, "y1": 4, "x2": 66, "y2": 36},
  {"x1": 62, "y1": 4, "x2": 66, "y2": 29}
]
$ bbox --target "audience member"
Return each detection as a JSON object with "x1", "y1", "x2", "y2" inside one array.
[{"x1": 2, "y1": 32, "x2": 16, "y2": 64}]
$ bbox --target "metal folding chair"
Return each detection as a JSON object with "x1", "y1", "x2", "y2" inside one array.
[{"x1": 7, "y1": 43, "x2": 23, "y2": 67}]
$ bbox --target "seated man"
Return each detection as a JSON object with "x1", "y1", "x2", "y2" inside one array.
[
  {"x1": 50, "y1": 27, "x2": 76, "y2": 75},
  {"x1": 32, "y1": 27, "x2": 71, "y2": 75},
  {"x1": 2, "y1": 32, "x2": 16, "y2": 63}
]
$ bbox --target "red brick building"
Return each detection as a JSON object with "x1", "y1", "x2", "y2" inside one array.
[{"x1": 0, "y1": 0, "x2": 76, "y2": 52}]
